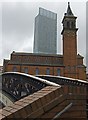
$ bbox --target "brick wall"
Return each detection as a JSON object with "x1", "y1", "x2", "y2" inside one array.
[
  {"x1": 0, "y1": 85, "x2": 87, "y2": 119},
  {"x1": 63, "y1": 31, "x2": 77, "y2": 67},
  {"x1": 3, "y1": 48, "x2": 86, "y2": 80}
]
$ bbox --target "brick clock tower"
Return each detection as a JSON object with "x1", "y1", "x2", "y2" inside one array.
[
  {"x1": 62, "y1": 2, "x2": 78, "y2": 66},
  {"x1": 61, "y1": 2, "x2": 86, "y2": 79}
]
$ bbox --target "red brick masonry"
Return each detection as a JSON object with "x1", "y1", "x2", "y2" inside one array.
[{"x1": 0, "y1": 86, "x2": 87, "y2": 119}]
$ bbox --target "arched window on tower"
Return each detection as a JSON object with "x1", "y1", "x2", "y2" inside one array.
[
  {"x1": 67, "y1": 21, "x2": 70, "y2": 28},
  {"x1": 71, "y1": 21, "x2": 75, "y2": 28}
]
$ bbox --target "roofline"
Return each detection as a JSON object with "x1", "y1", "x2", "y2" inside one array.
[
  {"x1": 7, "y1": 62, "x2": 65, "y2": 67},
  {"x1": 11, "y1": 52, "x2": 63, "y2": 57}
]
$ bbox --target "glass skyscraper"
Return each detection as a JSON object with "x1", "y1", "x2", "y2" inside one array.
[{"x1": 33, "y1": 8, "x2": 57, "y2": 54}]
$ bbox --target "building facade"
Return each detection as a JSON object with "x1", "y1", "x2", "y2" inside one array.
[
  {"x1": 3, "y1": 3, "x2": 86, "y2": 80},
  {"x1": 33, "y1": 7, "x2": 57, "y2": 54},
  {"x1": 3, "y1": 52, "x2": 86, "y2": 80}
]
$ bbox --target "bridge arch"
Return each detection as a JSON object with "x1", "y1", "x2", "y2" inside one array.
[{"x1": 1, "y1": 72, "x2": 60, "y2": 103}]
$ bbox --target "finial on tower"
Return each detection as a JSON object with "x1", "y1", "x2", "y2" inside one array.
[
  {"x1": 66, "y1": 2, "x2": 74, "y2": 16},
  {"x1": 68, "y1": 2, "x2": 70, "y2": 5}
]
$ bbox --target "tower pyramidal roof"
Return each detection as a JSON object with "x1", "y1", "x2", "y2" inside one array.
[{"x1": 66, "y1": 2, "x2": 74, "y2": 16}]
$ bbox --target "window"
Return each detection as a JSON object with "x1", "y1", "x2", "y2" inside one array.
[
  {"x1": 57, "y1": 68, "x2": 60, "y2": 76},
  {"x1": 24, "y1": 67, "x2": 28, "y2": 74},
  {"x1": 46, "y1": 68, "x2": 50, "y2": 75},
  {"x1": 71, "y1": 22, "x2": 75, "y2": 28},
  {"x1": 67, "y1": 21, "x2": 70, "y2": 28},
  {"x1": 36, "y1": 68, "x2": 39, "y2": 75},
  {"x1": 13, "y1": 66, "x2": 17, "y2": 72}
]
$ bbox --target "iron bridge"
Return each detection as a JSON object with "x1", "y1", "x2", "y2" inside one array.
[
  {"x1": 37, "y1": 75, "x2": 88, "y2": 87},
  {"x1": 1, "y1": 72, "x2": 59, "y2": 102}
]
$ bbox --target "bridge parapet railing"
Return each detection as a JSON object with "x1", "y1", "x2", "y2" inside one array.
[
  {"x1": 37, "y1": 75, "x2": 88, "y2": 96},
  {"x1": 1, "y1": 72, "x2": 60, "y2": 101}
]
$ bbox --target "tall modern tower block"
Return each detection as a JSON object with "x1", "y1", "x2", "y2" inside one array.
[{"x1": 33, "y1": 8, "x2": 57, "y2": 54}]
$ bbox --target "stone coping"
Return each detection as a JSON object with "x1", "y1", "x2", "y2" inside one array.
[{"x1": 0, "y1": 86, "x2": 62, "y2": 119}]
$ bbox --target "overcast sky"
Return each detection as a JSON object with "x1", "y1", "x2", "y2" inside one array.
[{"x1": 0, "y1": 1, "x2": 87, "y2": 68}]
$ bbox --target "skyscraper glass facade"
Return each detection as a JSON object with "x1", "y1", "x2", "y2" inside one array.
[{"x1": 33, "y1": 8, "x2": 57, "y2": 54}]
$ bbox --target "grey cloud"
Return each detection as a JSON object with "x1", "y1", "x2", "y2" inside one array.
[{"x1": 2, "y1": 3, "x2": 35, "y2": 36}]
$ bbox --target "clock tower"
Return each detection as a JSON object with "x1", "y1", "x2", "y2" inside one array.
[
  {"x1": 61, "y1": 2, "x2": 79, "y2": 78},
  {"x1": 61, "y1": 2, "x2": 78, "y2": 67}
]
